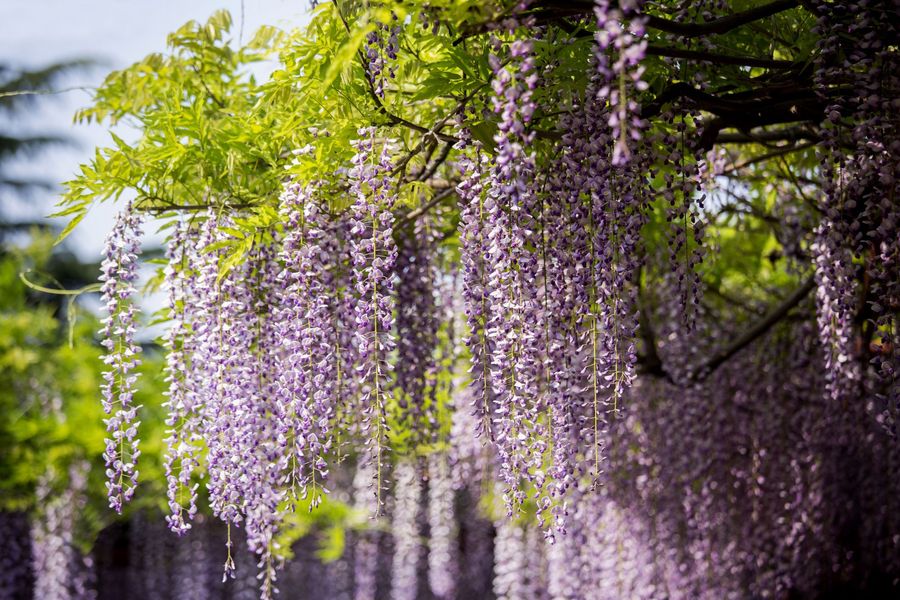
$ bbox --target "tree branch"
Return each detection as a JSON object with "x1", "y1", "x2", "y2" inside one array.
[
  {"x1": 415, "y1": 142, "x2": 453, "y2": 182},
  {"x1": 645, "y1": 45, "x2": 799, "y2": 70},
  {"x1": 135, "y1": 201, "x2": 257, "y2": 213},
  {"x1": 688, "y1": 276, "x2": 815, "y2": 381},
  {"x1": 715, "y1": 127, "x2": 819, "y2": 145},
  {"x1": 332, "y1": 0, "x2": 459, "y2": 145},
  {"x1": 474, "y1": 0, "x2": 802, "y2": 40},
  {"x1": 399, "y1": 186, "x2": 456, "y2": 226},
  {"x1": 644, "y1": 0, "x2": 801, "y2": 38},
  {"x1": 720, "y1": 141, "x2": 815, "y2": 175}
]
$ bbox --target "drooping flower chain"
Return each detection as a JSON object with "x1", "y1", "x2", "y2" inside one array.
[
  {"x1": 162, "y1": 219, "x2": 201, "y2": 535},
  {"x1": 276, "y1": 183, "x2": 339, "y2": 507},
  {"x1": 365, "y1": 19, "x2": 401, "y2": 99},
  {"x1": 427, "y1": 451, "x2": 458, "y2": 600},
  {"x1": 395, "y1": 220, "x2": 440, "y2": 447},
  {"x1": 349, "y1": 127, "x2": 399, "y2": 514},
  {"x1": 484, "y1": 37, "x2": 548, "y2": 513},
  {"x1": 456, "y1": 131, "x2": 496, "y2": 442},
  {"x1": 99, "y1": 200, "x2": 144, "y2": 513},
  {"x1": 594, "y1": 0, "x2": 649, "y2": 165},
  {"x1": 390, "y1": 460, "x2": 424, "y2": 600}
]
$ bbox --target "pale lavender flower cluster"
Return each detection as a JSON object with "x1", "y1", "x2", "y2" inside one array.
[
  {"x1": 186, "y1": 216, "x2": 290, "y2": 596},
  {"x1": 389, "y1": 461, "x2": 423, "y2": 600},
  {"x1": 451, "y1": 32, "x2": 652, "y2": 529},
  {"x1": 244, "y1": 242, "x2": 289, "y2": 599},
  {"x1": 190, "y1": 215, "x2": 243, "y2": 532},
  {"x1": 594, "y1": 0, "x2": 648, "y2": 165},
  {"x1": 352, "y1": 459, "x2": 381, "y2": 600},
  {"x1": 395, "y1": 222, "x2": 439, "y2": 444},
  {"x1": 162, "y1": 219, "x2": 201, "y2": 535},
  {"x1": 349, "y1": 127, "x2": 399, "y2": 513},
  {"x1": 492, "y1": 513, "x2": 527, "y2": 600},
  {"x1": 812, "y1": 0, "x2": 900, "y2": 416},
  {"x1": 276, "y1": 183, "x2": 339, "y2": 508},
  {"x1": 581, "y1": 89, "x2": 647, "y2": 481},
  {"x1": 426, "y1": 452, "x2": 458, "y2": 600},
  {"x1": 811, "y1": 223, "x2": 860, "y2": 404},
  {"x1": 99, "y1": 201, "x2": 144, "y2": 513},
  {"x1": 365, "y1": 20, "x2": 401, "y2": 98},
  {"x1": 456, "y1": 131, "x2": 496, "y2": 441},
  {"x1": 31, "y1": 462, "x2": 95, "y2": 600},
  {"x1": 126, "y1": 132, "x2": 408, "y2": 593},
  {"x1": 484, "y1": 37, "x2": 547, "y2": 512}
]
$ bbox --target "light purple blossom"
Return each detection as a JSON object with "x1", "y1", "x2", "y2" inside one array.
[
  {"x1": 349, "y1": 127, "x2": 399, "y2": 514},
  {"x1": 99, "y1": 201, "x2": 144, "y2": 513}
]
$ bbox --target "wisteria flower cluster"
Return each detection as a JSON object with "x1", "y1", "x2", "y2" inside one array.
[{"x1": 99, "y1": 201, "x2": 144, "y2": 513}]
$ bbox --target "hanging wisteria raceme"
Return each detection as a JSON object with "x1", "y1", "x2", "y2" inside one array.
[
  {"x1": 456, "y1": 131, "x2": 496, "y2": 442},
  {"x1": 533, "y1": 65, "x2": 649, "y2": 525},
  {"x1": 31, "y1": 462, "x2": 94, "y2": 600},
  {"x1": 591, "y1": 158, "x2": 646, "y2": 416},
  {"x1": 492, "y1": 513, "x2": 527, "y2": 600},
  {"x1": 98, "y1": 201, "x2": 144, "y2": 513},
  {"x1": 351, "y1": 459, "x2": 381, "y2": 600},
  {"x1": 395, "y1": 221, "x2": 439, "y2": 445},
  {"x1": 811, "y1": 222, "x2": 860, "y2": 405},
  {"x1": 547, "y1": 502, "x2": 583, "y2": 600},
  {"x1": 389, "y1": 460, "x2": 423, "y2": 600},
  {"x1": 349, "y1": 127, "x2": 399, "y2": 514},
  {"x1": 541, "y1": 103, "x2": 594, "y2": 527},
  {"x1": 426, "y1": 451, "x2": 457, "y2": 600},
  {"x1": 162, "y1": 219, "x2": 201, "y2": 535},
  {"x1": 812, "y1": 0, "x2": 900, "y2": 414},
  {"x1": 186, "y1": 213, "x2": 286, "y2": 592},
  {"x1": 243, "y1": 242, "x2": 288, "y2": 599},
  {"x1": 523, "y1": 524, "x2": 549, "y2": 600},
  {"x1": 651, "y1": 106, "x2": 708, "y2": 334},
  {"x1": 580, "y1": 80, "x2": 647, "y2": 480},
  {"x1": 364, "y1": 18, "x2": 401, "y2": 98},
  {"x1": 593, "y1": 0, "x2": 648, "y2": 165},
  {"x1": 31, "y1": 471, "x2": 71, "y2": 600},
  {"x1": 275, "y1": 182, "x2": 339, "y2": 507},
  {"x1": 191, "y1": 230, "x2": 289, "y2": 595},
  {"x1": 329, "y1": 208, "x2": 365, "y2": 452},
  {"x1": 484, "y1": 36, "x2": 548, "y2": 512},
  {"x1": 189, "y1": 214, "x2": 242, "y2": 551}
]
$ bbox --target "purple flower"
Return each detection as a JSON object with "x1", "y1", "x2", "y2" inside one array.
[
  {"x1": 349, "y1": 127, "x2": 399, "y2": 514},
  {"x1": 162, "y1": 219, "x2": 201, "y2": 535},
  {"x1": 99, "y1": 201, "x2": 144, "y2": 513}
]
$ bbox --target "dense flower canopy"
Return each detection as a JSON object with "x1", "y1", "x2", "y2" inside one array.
[{"x1": 39, "y1": 0, "x2": 900, "y2": 598}]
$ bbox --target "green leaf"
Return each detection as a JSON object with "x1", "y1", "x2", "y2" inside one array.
[
  {"x1": 322, "y1": 22, "x2": 375, "y2": 91},
  {"x1": 54, "y1": 210, "x2": 88, "y2": 246}
]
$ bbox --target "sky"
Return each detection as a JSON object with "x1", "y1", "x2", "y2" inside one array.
[{"x1": 0, "y1": 0, "x2": 310, "y2": 260}]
